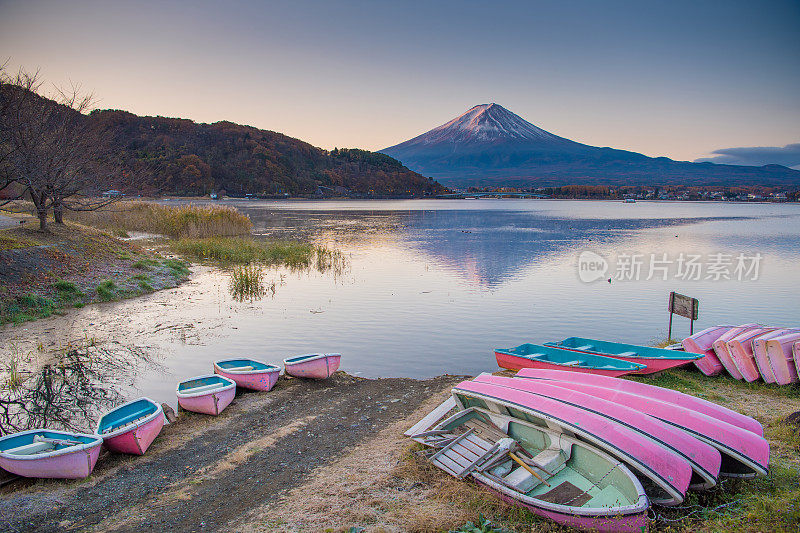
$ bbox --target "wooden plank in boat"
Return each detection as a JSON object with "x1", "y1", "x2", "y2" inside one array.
[
  {"x1": 181, "y1": 383, "x2": 222, "y2": 394},
  {"x1": 405, "y1": 397, "x2": 456, "y2": 438}
]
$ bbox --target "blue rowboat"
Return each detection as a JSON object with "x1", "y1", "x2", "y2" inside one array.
[
  {"x1": 495, "y1": 343, "x2": 646, "y2": 376},
  {"x1": 544, "y1": 337, "x2": 703, "y2": 374},
  {"x1": 96, "y1": 397, "x2": 165, "y2": 455}
]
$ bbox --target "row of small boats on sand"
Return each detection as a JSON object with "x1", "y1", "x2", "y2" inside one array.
[
  {"x1": 407, "y1": 368, "x2": 769, "y2": 533},
  {"x1": 495, "y1": 336, "x2": 703, "y2": 376},
  {"x1": 0, "y1": 353, "x2": 341, "y2": 480},
  {"x1": 682, "y1": 323, "x2": 800, "y2": 384}
]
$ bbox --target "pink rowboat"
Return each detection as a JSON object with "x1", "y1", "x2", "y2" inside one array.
[
  {"x1": 764, "y1": 332, "x2": 800, "y2": 385},
  {"x1": 516, "y1": 368, "x2": 763, "y2": 436},
  {"x1": 96, "y1": 397, "x2": 165, "y2": 455},
  {"x1": 519, "y1": 376, "x2": 769, "y2": 478},
  {"x1": 176, "y1": 374, "x2": 236, "y2": 415},
  {"x1": 453, "y1": 380, "x2": 693, "y2": 505},
  {"x1": 725, "y1": 328, "x2": 779, "y2": 382},
  {"x1": 475, "y1": 374, "x2": 722, "y2": 489},
  {"x1": 213, "y1": 359, "x2": 281, "y2": 391},
  {"x1": 682, "y1": 325, "x2": 734, "y2": 376},
  {"x1": 283, "y1": 353, "x2": 341, "y2": 379},
  {"x1": 0, "y1": 429, "x2": 103, "y2": 479},
  {"x1": 752, "y1": 329, "x2": 800, "y2": 383},
  {"x1": 711, "y1": 324, "x2": 761, "y2": 380}
]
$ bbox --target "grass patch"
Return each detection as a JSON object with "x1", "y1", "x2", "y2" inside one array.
[
  {"x1": 0, "y1": 234, "x2": 37, "y2": 251},
  {"x1": 133, "y1": 258, "x2": 159, "y2": 270},
  {"x1": 138, "y1": 279, "x2": 155, "y2": 292},
  {"x1": 70, "y1": 201, "x2": 252, "y2": 238},
  {"x1": 2, "y1": 351, "x2": 24, "y2": 391},
  {"x1": 95, "y1": 279, "x2": 118, "y2": 302},
  {"x1": 162, "y1": 258, "x2": 190, "y2": 277},
  {"x1": 0, "y1": 294, "x2": 58, "y2": 324},
  {"x1": 112, "y1": 228, "x2": 130, "y2": 238}
]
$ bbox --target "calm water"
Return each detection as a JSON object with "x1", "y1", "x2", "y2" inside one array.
[
  {"x1": 8, "y1": 198, "x2": 793, "y2": 416},
  {"x1": 111, "y1": 199, "x2": 800, "y2": 404}
]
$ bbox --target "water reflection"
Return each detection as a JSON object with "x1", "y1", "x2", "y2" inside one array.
[{"x1": 0, "y1": 343, "x2": 155, "y2": 435}]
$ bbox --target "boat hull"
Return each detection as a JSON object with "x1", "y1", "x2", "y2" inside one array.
[
  {"x1": 477, "y1": 374, "x2": 722, "y2": 490},
  {"x1": 726, "y1": 328, "x2": 778, "y2": 382},
  {"x1": 284, "y1": 354, "x2": 341, "y2": 379},
  {"x1": 103, "y1": 411, "x2": 165, "y2": 455},
  {"x1": 682, "y1": 326, "x2": 734, "y2": 376},
  {"x1": 178, "y1": 387, "x2": 235, "y2": 415},
  {"x1": 454, "y1": 380, "x2": 692, "y2": 505},
  {"x1": 765, "y1": 333, "x2": 800, "y2": 385},
  {"x1": 710, "y1": 324, "x2": 760, "y2": 379},
  {"x1": 519, "y1": 377, "x2": 769, "y2": 478},
  {"x1": 485, "y1": 484, "x2": 649, "y2": 533},
  {"x1": 213, "y1": 362, "x2": 280, "y2": 391},
  {"x1": 516, "y1": 368, "x2": 763, "y2": 436},
  {"x1": 494, "y1": 351, "x2": 637, "y2": 377},
  {"x1": 0, "y1": 431, "x2": 103, "y2": 479}
]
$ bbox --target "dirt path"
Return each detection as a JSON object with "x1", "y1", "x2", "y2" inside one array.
[{"x1": 0, "y1": 373, "x2": 465, "y2": 532}]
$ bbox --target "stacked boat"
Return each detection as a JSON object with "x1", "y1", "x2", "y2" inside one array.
[
  {"x1": 0, "y1": 352, "x2": 342, "y2": 480},
  {"x1": 496, "y1": 337, "x2": 703, "y2": 376},
  {"x1": 683, "y1": 324, "x2": 800, "y2": 384},
  {"x1": 407, "y1": 368, "x2": 768, "y2": 532}
]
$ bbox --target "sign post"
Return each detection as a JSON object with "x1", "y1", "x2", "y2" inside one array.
[{"x1": 668, "y1": 291, "x2": 699, "y2": 340}]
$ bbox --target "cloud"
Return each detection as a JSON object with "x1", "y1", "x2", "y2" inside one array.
[{"x1": 695, "y1": 143, "x2": 800, "y2": 167}]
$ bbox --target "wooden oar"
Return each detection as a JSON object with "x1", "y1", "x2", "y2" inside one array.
[{"x1": 509, "y1": 451, "x2": 550, "y2": 487}]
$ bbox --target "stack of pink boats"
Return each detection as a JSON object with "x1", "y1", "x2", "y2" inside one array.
[
  {"x1": 0, "y1": 353, "x2": 342, "y2": 480},
  {"x1": 683, "y1": 324, "x2": 800, "y2": 385},
  {"x1": 407, "y1": 368, "x2": 768, "y2": 532}
]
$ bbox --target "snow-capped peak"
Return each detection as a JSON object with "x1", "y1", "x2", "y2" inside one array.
[{"x1": 404, "y1": 103, "x2": 564, "y2": 146}]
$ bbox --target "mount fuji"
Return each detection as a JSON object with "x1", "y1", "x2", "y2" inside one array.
[{"x1": 381, "y1": 104, "x2": 800, "y2": 187}]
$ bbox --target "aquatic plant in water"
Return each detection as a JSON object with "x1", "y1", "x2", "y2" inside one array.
[{"x1": 229, "y1": 264, "x2": 271, "y2": 302}]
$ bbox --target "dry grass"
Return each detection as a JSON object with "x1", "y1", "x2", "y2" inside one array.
[
  {"x1": 69, "y1": 201, "x2": 252, "y2": 238},
  {"x1": 238, "y1": 387, "x2": 563, "y2": 533}
]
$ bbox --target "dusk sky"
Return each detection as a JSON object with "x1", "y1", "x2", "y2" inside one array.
[{"x1": 2, "y1": 0, "x2": 798, "y2": 161}]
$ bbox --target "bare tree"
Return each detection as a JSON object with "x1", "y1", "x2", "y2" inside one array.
[{"x1": 0, "y1": 67, "x2": 123, "y2": 230}]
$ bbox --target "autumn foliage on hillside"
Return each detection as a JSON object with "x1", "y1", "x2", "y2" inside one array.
[{"x1": 91, "y1": 110, "x2": 446, "y2": 197}]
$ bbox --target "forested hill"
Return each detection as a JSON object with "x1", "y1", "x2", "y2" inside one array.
[{"x1": 90, "y1": 109, "x2": 447, "y2": 197}]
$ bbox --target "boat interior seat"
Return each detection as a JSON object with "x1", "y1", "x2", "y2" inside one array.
[
  {"x1": 225, "y1": 365, "x2": 255, "y2": 372},
  {"x1": 106, "y1": 408, "x2": 153, "y2": 431},
  {"x1": 5, "y1": 441, "x2": 54, "y2": 456},
  {"x1": 490, "y1": 444, "x2": 570, "y2": 494},
  {"x1": 574, "y1": 345, "x2": 594, "y2": 351},
  {"x1": 617, "y1": 351, "x2": 637, "y2": 357},
  {"x1": 562, "y1": 361, "x2": 582, "y2": 366},
  {"x1": 182, "y1": 383, "x2": 221, "y2": 394}
]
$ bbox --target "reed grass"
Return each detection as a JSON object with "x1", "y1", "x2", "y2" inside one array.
[
  {"x1": 229, "y1": 264, "x2": 269, "y2": 302},
  {"x1": 169, "y1": 237, "x2": 328, "y2": 268},
  {"x1": 70, "y1": 201, "x2": 252, "y2": 238},
  {"x1": 2, "y1": 352, "x2": 24, "y2": 391}
]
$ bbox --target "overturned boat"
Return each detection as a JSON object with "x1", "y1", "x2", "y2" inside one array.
[
  {"x1": 0, "y1": 429, "x2": 103, "y2": 479},
  {"x1": 516, "y1": 368, "x2": 764, "y2": 435},
  {"x1": 96, "y1": 397, "x2": 165, "y2": 455},
  {"x1": 681, "y1": 325, "x2": 734, "y2": 376},
  {"x1": 474, "y1": 374, "x2": 722, "y2": 490}
]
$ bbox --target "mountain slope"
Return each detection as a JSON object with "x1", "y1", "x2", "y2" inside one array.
[
  {"x1": 90, "y1": 110, "x2": 445, "y2": 196},
  {"x1": 381, "y1": 104, "x2": 800, "y2": 187}
]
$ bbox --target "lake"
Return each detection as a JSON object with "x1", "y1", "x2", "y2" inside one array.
[
  {"x1": 10, "y1": 199, "x2": 800, "y2": 410},
  {"x1": 115, "y1": 198, "x2": 798, "y2": 404}
]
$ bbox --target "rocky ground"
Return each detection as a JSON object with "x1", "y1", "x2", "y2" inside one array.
[{"x1": 0, "y1": 373, "x2": 466, "y2": 533}]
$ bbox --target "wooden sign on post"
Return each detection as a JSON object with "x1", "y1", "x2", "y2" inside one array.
[{"x1": 668, "y1": 291, "x2": 699, "y2": 340}]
